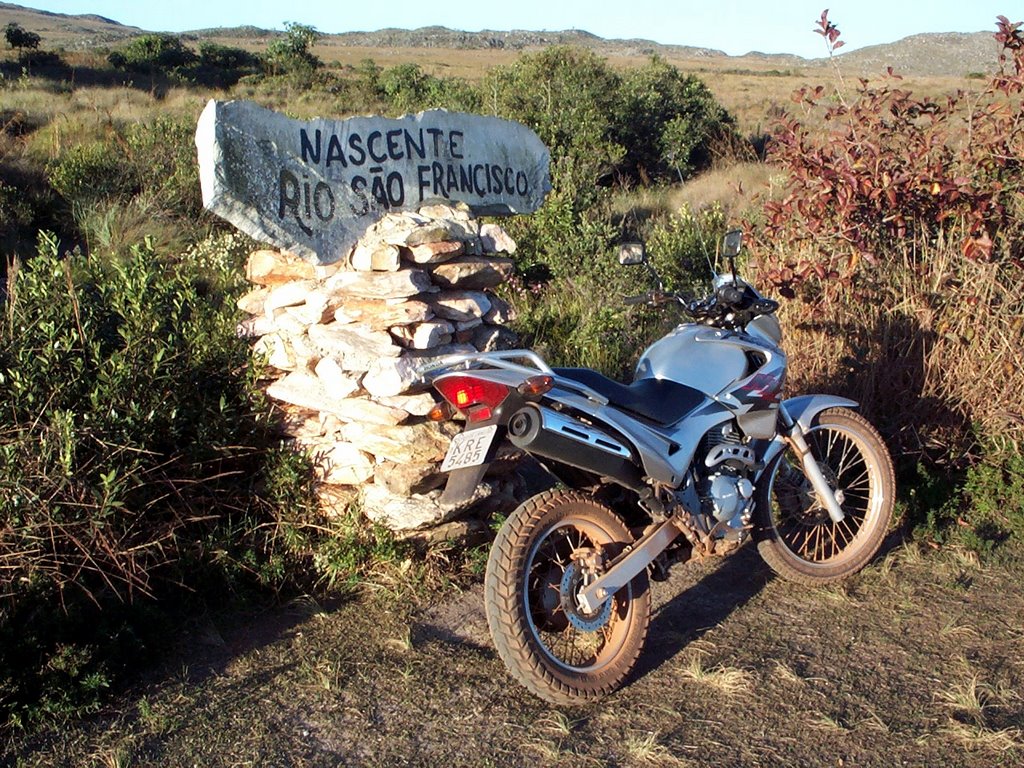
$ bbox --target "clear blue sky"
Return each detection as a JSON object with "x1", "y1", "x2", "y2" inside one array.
[{"x1": 13, "y1": 1, "x2": 1019, "y2": 58}]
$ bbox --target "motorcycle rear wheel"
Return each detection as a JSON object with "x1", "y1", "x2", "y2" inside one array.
[
  {"x1": 755, "y1": 408, "x2": 894, "y2": 584},
  {"x1": 484, "y1": 489, "x2": 651, "y2": 705}
]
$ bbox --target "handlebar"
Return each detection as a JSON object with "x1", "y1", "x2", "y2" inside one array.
[{"x1": 624, "y1": 283, "x2": 779, "y2": 326}]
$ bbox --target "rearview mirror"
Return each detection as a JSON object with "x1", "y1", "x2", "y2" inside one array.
[
  {"x1": 618, "y1": 243, "x2": 646, "y2": 265},
  {"x1": 722, "y1": 229, "x2": 743, "y2": 258}
]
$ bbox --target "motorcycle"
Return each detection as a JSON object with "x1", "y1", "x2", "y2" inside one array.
[{"x1": 418, "y1": 229, "x2": 895, "y2": 705}]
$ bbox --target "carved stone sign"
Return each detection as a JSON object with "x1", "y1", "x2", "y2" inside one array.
[{"x1": 196, "y1": 99, "x2": 551, "y2": 265}]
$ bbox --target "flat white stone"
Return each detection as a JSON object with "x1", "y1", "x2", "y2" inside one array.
[
  {"x1": 480, "y1": 222, "x2": 517, "y2": 254},
  {"x1": 313, "y1": 442, "x2": 374, "y2": 486},
  {"x1": 324, "y1": 269, "x2": 433, "y2": 300},
  {"x1": 308, "y1": 322, "x2": 401, "y2": 372},
  {"x1": 338, "y1": 421, "x2": 451, "y2": 465},
  {"x1": 254, "y1": 333, "x2": 295, "y2": 370},
  {"x1": 333, "y1": 298, "x2": 434, "y2": 329},
  {"x1": 237, "y1": 286, "x2": 270, "y2": 315},
  {"x1": 264, "y1": 280, "x2": 317, "y2": 312},
  {"x1": 350, "y1": 242, "x2": 401, "y2": 272},
  {"x1": 376, "y1": 392, "x2": 439, "y2": 417},
  {"x1": 430, "y1": 291, "x2": 492, "y2": 322},
  {"x1": 430, "y1": 256, "x2": 514, "y2": 290},
  {"x1": 314, "y1": 357, "x2": 361, "y2": 399},
  {"x1": 266, "y1": 370, "x2": 407, "y2": 425},
  {"x1": 391, "y1": 320, "x2": 456, "y2": 350},
  {"x1": 236, "y1": 315, "x2": 275, "y2": 338}
]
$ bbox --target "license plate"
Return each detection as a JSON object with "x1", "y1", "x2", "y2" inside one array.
[{"x1": 440, "y1": 425, "x2": 498, "y2": 472}]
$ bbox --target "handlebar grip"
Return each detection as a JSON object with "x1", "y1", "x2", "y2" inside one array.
[
  {"x1": 623, "y1": 294, "x2": 649, "y2": 305},
  {"x1": 719, "y1": 285, "x2": 744, "y2": 306}
]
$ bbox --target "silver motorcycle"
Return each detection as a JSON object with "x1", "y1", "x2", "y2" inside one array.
[{"x1": 420, "y1": 230, "x2": 895, "y2": 705}]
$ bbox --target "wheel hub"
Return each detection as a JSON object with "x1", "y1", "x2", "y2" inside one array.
[{"x1": 559, "y1": 562, "x2": 613, "y2": 632}]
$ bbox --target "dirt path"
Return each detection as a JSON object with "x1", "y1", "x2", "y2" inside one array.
[{"x1": 9, "y1": 541, "x2": 1024, "y2": 767}]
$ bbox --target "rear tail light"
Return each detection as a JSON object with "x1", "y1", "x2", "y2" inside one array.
[{"x1": 434, "y1": 375, "x2": 511, "y2": 423}]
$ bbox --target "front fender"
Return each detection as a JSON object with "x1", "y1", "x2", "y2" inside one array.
[{"x1": 781, "y1": 395, "x2": 858, "y2": 432}]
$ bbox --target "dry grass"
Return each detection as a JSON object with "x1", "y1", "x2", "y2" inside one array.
[
  {"x1": 943, "y1": 721, "x2": 1023, "y2": 753},
  {"x1": 624, "y1": 731, "x2": 689, "y2": 767},
  {"x1": 808, "y1": 713, "x2": 850, "y2": 733},
  {"x1": 938, "y1": 673, "x2": 991, "y2": 726},
  {"x1": 773, "y1": 242, "x2": 1024, "y2": 456},
  {"x1": 680, "y1": 653, "x2": 752, "y2": 696},
  {"x1": 667, "y1": 162, "x2": 784, "y2": 221},
  {"x1": 770, "y1": 660, "x2": 805, "y2": 686}
]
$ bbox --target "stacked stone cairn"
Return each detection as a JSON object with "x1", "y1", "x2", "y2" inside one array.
[{"x1": 236, "y1": 204, "x2": 522, "y2": 541}]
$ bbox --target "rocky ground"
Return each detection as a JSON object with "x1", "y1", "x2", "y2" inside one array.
[{"x1": 7, "y1": 537, "x2": 1023, "y2": 767}]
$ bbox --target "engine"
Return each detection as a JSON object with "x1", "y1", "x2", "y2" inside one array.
[{"x1": 696, "y1": 425, "x2": 757, "y2": 540}]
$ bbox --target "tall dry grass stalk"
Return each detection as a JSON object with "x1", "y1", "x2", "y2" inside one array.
[{"x1": 767, "y1": 237, "x2": 1024, "y2": 461}]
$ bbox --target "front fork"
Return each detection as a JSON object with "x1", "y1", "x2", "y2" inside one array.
[
  {"x1": 774, "y1": 408, "x2": 846, "y2": 524},
  {"x1": 572, "y1": 407, "x2": 850, "y2": 614}
]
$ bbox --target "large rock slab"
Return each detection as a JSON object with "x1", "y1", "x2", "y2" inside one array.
[
  {"x1": 429, "y1": 291, "x2": 492, "y2": 322},
  {"x1": 324, "y1": 268, "x2": 433, "y2": 300},
  {"x1": 307, "y1": 322, "x2": 401, "y2": 372},
  {"x1": 333, "y1": 298, "x2": 433, "y2": 329},
  {"x1": 429, "y1": 256, "x2": 514, "y2": 290},
  {"x1": 361, "y1": 344, "x2": 475, "y2": 397},
  {"x1": 311, "y1": 442, "x2": 375, "y2": 486},
  {"x1": 338, "y1": 421, "x2": 454, "y2": 465},
  {"x1": 196, "y1": 100, "x2": 551, "y2": 264},
  {"x1": 266, "y1": 371, "x2": 407, "y2": 425}
]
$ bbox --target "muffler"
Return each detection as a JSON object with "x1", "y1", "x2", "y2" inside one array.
[{"x1": 506, "y1": 405, "x2": 644, "y2": 490}]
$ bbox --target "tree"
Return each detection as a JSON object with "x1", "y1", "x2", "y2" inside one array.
[
  {"x1": 265, "y1": 21, "x2": 321, "y2": 74},
  {"x1": 5, "y1": 22, "x2": 41, "y2": 51}
]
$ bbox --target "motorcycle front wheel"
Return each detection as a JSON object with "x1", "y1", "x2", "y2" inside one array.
[
  {"x1": 484, "y1": 489, "x2": 651, "y2": 705},
  {"x1": 755, "y1": 407, "x2": 895, "y2": 584}
]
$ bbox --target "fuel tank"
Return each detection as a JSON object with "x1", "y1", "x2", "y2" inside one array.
[{"x1": 633, "y1": 325, "x2": 748, "y2": 397}]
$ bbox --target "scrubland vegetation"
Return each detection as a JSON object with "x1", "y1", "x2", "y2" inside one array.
[{"x1": 0, "y1": 12, "x2": 1021, "y2": 731}]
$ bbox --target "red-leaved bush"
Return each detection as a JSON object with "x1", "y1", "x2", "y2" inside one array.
[
  {"x1": 748, "y1": 13, "x2": 1024, "y2": 467},
  {"x1": 755, "y1": 13, "x2": 1024, "y2": 296}
]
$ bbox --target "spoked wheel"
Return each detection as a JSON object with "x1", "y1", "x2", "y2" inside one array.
[
  {"x1": 755, "y1": 408, "x2": 895, "y2": 584},
  {"x1": 484, "y1": 490, "x2": 651, "y2": 705}
]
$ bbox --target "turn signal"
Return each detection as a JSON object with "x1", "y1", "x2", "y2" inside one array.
[
  {"x1": 517, "y1": 375, "x2": 554, "y2": 399},
  {"x1": 427, "y1": 402, "x2": 454, "y2": 422}
]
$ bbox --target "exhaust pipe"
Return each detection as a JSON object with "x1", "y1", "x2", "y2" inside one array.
[{"x1": 506, "y1": 405, "x2": 644, "y2": 491}]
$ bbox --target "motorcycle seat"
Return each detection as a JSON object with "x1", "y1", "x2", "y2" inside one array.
[{"x1": 553, "y1": 368, "x2": 706, "y2": 426}]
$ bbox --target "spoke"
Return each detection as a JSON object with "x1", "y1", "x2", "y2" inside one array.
[
  {"x1": 842, "y1": 467, "x2": 871, "y2": 492},
  {"x1": 839, "y1": 516, "x2": 858, "y2": 545},
  {"x1": 831, "y1": 436, "x2": 856, "y2": 479}
]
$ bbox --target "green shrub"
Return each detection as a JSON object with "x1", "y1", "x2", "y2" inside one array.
[
  {"x1": 0, "y1": 233, "x2": 316, "y2": 726},
  {"x1": 198, "y1": 41, "x2": 260, "y2": 72},
  {"x1": 644, "y1": 204, "x2": 726, "y2": 293},
  {"x1": 108, "y1": 34, "x2": 197, "y2": 74},
  {"x1": 46, "y1": 143, "x2": 138, "y2": 209},
  {"x1": 960, "y1": 443, "x2": 1024, "y2": 547},
  {"x1": 612, "y1": 57, "x2": 737, "y2": 182},
  {"x1": 378, "y1": 63, "x2": 481, "y2": 114},
  {"x1": 124, "y1": 117, "x2": 203, "y2": 217}
]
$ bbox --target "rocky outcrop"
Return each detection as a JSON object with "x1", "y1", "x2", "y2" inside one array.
[{"x1": 238, "y1": 204, "x2": 521, "y2": 535}]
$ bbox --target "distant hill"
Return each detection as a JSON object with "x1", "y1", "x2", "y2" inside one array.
[
  {"x1": 0, "y1": 1, "x2": 140, "y2": 47},
  {"x1": 831, "y1": 31, "x2": 1002, "y2": 77},
  {"x1": 0, "y1": 2, "x2": 1006, "y2": 77}
]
